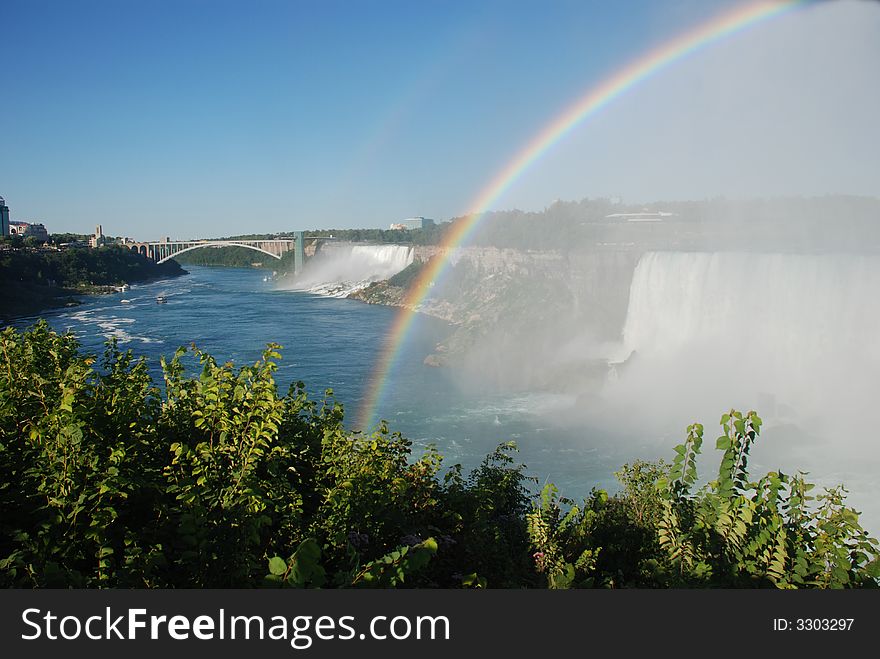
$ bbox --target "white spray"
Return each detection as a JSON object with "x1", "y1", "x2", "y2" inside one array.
[{"x1": 278, "y1": 244, "x2": 413, "y2": 297}]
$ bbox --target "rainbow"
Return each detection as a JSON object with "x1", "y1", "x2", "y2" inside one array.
[{"x1": 358, "y1": 0, "x2": 810, "y2": 429}]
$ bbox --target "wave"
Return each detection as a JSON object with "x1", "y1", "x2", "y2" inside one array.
[{"x1": 63, "y1": 311, "x2": 162, "y2": 345}]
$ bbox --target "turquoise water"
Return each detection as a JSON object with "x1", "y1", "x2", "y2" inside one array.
[
  {"x1": 14, "y1": 266, "x2": 644, "y2": 499},
  {"x1": 12, "y1": 264, "x2": 880, "y2": 534}
]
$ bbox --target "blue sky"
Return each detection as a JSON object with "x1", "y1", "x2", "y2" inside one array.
[{"x1": 2, "y1": 0, "x2": 878, "y2": 239}]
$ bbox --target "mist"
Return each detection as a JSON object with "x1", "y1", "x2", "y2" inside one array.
[
  {"x1": 276, "y1": 244, "x2": 414, "y2": 297},
  {"x1": 501, "y1": 0, "x2": 880, "y2": 209},
  {"x1": 420, "y1": 1, "x2": 880, "y2": 528},
  {"x1": 433, "y1": 209, "x2": 880, "y2": 530},
  {"x1": 606, "y1": 251, "x2": 879, "y2": 448}
]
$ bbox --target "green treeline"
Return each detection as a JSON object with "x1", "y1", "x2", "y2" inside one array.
[
  {"x1": 216, "y1": 225, "x2": 451, "y2": 247},
  {"x1": 452, "y1": 195, "x2": 880, "y2": 252},
  {"x1": 0, "y1": 323, "x2": 877, "y2": 588},
  {"x1": 1, "y1": 245, "x2": 185, "y2": 288},
  {"x1": 172, "y1": 246, "x2": 272, "y2": 269},
  {"x1": 0, "y1": 246, "x2": 186, "y2": 319},
  {"x1": 171, "y1": 228, "x2": 448, "y2": 270},
  {"x1": 214, "y1": 195, "x2": 880, "y2": 256},
  {"x1": 297, "y1": 225, "x2": 449, "y2": 246}
]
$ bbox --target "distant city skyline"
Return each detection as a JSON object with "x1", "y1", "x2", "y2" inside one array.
[{"x1": 2, "y1": 0, "x2": 878, "y2": 241}]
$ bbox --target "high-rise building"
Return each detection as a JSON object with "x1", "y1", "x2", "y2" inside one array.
[{"x1": 0, "y1": 195, "x2": 9, "y2": 237}]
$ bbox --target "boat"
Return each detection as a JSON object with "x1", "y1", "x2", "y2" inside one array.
[
  {"x1": 156, "y1": 295, "x2": 167, "y2": 304},
  {"x1": 120, "y1": 299, "x2": 132, "y2": 304}
]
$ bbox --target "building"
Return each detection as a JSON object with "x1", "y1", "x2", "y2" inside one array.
[
  {"x1": 0, "y1": 196, "x2": 10, "y2": 237},
  {"x1": 89, "y1": 224, "x2": 107, "y2": 248},
  {"x1": 2, "y1": 195, "x2": 51, "y2": 240},
  {"x1": 390, "y1": 216, "x2": 435, "y2": 230},
  {"x1": 8, "y1": 220, "x2": 49, "y2": 240}
]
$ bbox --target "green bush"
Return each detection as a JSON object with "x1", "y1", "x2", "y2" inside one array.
[
  {"x1": 0, "y1": 323, "x2": 877, "y2": 588},
  {"x1": 526, "y1": 413, "x2": 880, "y2": 588},
  {"x1": 0, "y1": 323, "x2": 531, "y2": 587},
  {"x1": 653, "y1": 412, "x2": 880, "y2": 587}
]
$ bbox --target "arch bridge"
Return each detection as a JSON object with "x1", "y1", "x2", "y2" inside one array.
[{"x1": 130, "y1": 232, "x2": 307, "y2": 274}]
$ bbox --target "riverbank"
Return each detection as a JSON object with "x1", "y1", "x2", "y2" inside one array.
[
  {"x1": 0, "y1": 282, "x2": 83, "y2": 321},
  {"x1": 0, "y1": 246, "x2": 187, "y2": 323},
  {"x1": 0, "y1": 279, "x2": 188, "y2": 324}
]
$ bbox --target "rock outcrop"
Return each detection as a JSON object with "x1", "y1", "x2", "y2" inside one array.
[{"x1": 348, "y1": 246, "x2": 641, "y2": 381}]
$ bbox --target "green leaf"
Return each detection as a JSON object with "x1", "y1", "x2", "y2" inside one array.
[{"x1": 268, "y1": 556, "x2": 287, "y2": 576}]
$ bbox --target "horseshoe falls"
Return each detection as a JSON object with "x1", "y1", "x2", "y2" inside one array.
[
  {"x1": 623, "y1": 251, "x2": 880, "y2": 363},
  {"x1": 605, "y1": 251, "x2": 880, "y2": 525}
]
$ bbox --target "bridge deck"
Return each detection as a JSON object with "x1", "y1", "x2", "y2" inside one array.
[{"x1": 130, "y1": 233, "x2": 309, "y2": 273}]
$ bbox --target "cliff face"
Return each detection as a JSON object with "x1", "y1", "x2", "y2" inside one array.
[
  {"x1": 355, "y1": 246, "x2": 639, "y2": 333},
  {"x1": 349, "y1": 246, "x2": 641, "y2": 385}
]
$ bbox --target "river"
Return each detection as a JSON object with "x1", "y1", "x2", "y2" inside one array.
[
  {"x1": 12, "y1": 265, "x2": 643, "y2": 500},
  {"x1": 14, "y1": 261, "x2": 880, "y2": 534}
]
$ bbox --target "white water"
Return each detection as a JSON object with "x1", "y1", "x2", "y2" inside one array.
[
  {"x1": 623, "y1": 251, "x2": 880, "y2": 362},
  {"x1": 279, "y1": 244, "x2": 414, "y2": 297},
  {"x1": 603, "y1": 251, "x2": 880, "y2": 526}
]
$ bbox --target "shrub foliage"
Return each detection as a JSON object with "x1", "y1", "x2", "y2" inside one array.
[{"x1": 0, "y1": 323, "x2": 877, "y2": 588}]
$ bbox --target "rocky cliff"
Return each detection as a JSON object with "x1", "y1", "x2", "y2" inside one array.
[{"x1": 349, "y1": 246, "x2": 641, "y2": 389}]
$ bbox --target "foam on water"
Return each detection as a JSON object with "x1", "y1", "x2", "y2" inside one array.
[
  {"x1": 62, "y1": 309, "x2": 161, "y2": 345},
  {"x1": 279, "y1": 244, "x2": 413, "y2": 297}
]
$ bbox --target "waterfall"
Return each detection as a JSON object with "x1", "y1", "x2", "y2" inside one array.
[
  {"x1": 281, "y1": 244, "x2": 414, "y2": 297},
  {"x1": 612, "y1": 251, "x2": 880, "y2": 452},
  {"x1": 622, "y1": 251, "x2": 880, "y2": 364}
]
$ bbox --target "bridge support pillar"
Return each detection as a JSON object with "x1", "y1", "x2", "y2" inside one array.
[{"x1": 294, "y1": 231, "x2": 305, "y2": 275}]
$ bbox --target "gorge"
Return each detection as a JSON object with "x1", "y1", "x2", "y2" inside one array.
[{"x1": 283, "y1": 204, "x2": 880, "y2": 531}]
